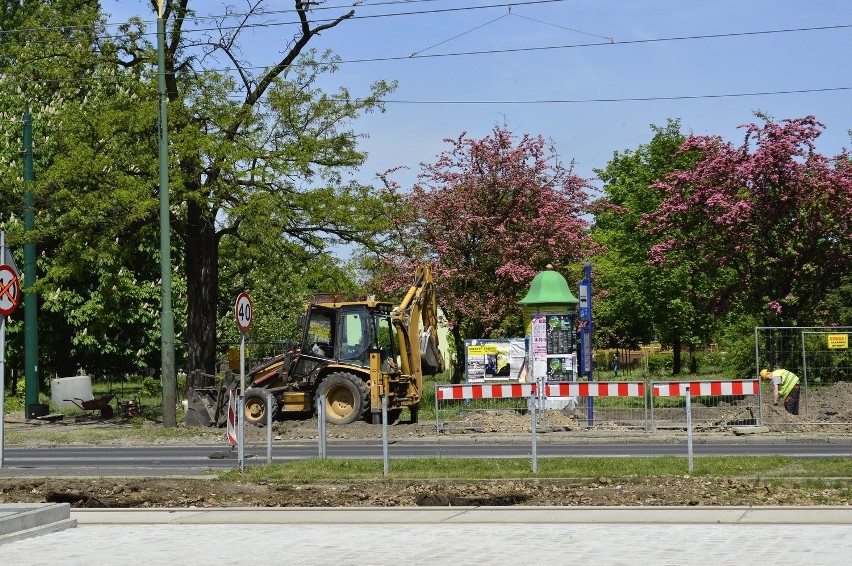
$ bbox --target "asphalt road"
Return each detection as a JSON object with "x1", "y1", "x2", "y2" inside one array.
[{"x1": 1, "y1": 438, "x2": 851, "y2": 476}]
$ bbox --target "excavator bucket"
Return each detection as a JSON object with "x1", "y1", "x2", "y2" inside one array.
[
  {"x1": 184, "y1": 388, "x2": 215, "y2": 427},
  {"x1": 419, "y1": 327, "x2": 444, "y2": 376},
  {"x1": 184, "y1": 374, "x2": 235, "y2": 427}
]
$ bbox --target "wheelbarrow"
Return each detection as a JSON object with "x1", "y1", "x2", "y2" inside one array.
[{"x1": 66, "y1": 394, "x2": 115, "y2": 419}]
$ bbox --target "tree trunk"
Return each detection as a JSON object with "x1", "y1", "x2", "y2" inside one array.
[
  {"x1": 689, "y1": 343, "x2": 698, "y2": 374},
  {"x1": 184, "y1": 200, "x2": 219, "y2": 374},
  {"x1": 450, "y1": 325, "x2": 464, "y2": 384},
  {"x1": 672, "y1": 338, "x2": 682, "y2": 375}
]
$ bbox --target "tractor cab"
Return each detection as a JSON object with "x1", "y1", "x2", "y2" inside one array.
[{"x1": 291, "y1": 301, "x2": 400, "y2": 383}]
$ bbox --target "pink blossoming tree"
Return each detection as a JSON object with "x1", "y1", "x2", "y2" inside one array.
[
  {"x1": 645, "y1": 115, "x2": 852, "y2": 326},
  {"x1": 376, "y1": 126, "x2": 595, "y2": 382}
]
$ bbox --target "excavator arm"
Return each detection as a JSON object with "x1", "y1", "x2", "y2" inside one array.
[{"x1": 392, "y1": 265, "x2": 445, "y2": 378}]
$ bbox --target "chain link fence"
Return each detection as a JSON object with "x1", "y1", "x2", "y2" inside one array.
[{"x1": 755, "y1": 326, "x2": 852, "y2": 426}]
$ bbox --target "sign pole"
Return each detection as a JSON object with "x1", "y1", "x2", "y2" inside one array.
[
  {"x1": 578, "y1": 262, "x2": 594, "y2": 427},
  {"x1": 234, "y1": 292, "x2": 253, "y2": 473},
  {"x1": 238, "y1": 329, "x2": 245, "y2": 472},
  {"x1": 0, "y1": 231, "x2": 22, "y2": 468},
  {"x1": 1, "y1": 231, "x2": 6, "y2": 468}
]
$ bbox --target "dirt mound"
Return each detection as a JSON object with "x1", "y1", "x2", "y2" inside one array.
[{"x1": 1, "y1": 475, "x2": 850, "y2": 508}]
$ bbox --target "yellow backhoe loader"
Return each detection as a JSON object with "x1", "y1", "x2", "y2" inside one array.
[{"x1": 184, "y1": 265, "x2": 444, "y2": 426}]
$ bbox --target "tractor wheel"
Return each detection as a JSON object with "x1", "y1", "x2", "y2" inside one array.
[
  {"x1": 244, "y1": 388, "x2": 275, "y2": 427},
  {"x1": 316, "y1": 373, "x2": 369, "y2": 425}
]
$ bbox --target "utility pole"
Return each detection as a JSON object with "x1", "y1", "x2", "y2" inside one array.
[
  {"x1": 23, "y1": 108, "x2": 38, "y2": 412},
  {"x1": 157, "y1": 2, "x2": 176, "y2": 427}
]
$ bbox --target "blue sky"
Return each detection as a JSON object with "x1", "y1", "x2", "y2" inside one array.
[{"x1": 103, "y1": 1, "x2": 852, "y2": 192}]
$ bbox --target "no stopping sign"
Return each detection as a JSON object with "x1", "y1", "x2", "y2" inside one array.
[{"x1": 0, "y1": 263, "x2": 20, "y2": 316}]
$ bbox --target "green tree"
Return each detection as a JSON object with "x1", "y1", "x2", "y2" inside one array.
[
  {"x1": 0, "y1": 0, "x2": 159, "y2": 380},
  {"x1": 1, "y1": 1, "x2": 396, "y2": 388},
  {"x1": 139, "y1": 1, "x2": 394, "y2": 375},
  {"x1": 592, "y1": 120, "x2": 715, "y2": 374}
]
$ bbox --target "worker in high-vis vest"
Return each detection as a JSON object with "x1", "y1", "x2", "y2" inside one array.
[{"x1": 760, "y1": 368, "x2": 801, "y2": 415}]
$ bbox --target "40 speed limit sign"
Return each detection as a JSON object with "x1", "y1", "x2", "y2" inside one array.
[{"x1": 234, "y1": 292, "x2": 253, "y2": 333}]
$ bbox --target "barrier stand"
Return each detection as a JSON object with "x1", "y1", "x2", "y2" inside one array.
[
  {"x1": 530, "y1": 394, "x2": 538, "y2": 474},
  {"x1": 685, "y1": 385, "x2": 694, "y2": 474},
  {"x1": 382, "y1": 395, "x2": 389, "y2": 476},
  {"x1": 266, "y1": 392, "x2": 273, "y2": 465},
  {"x1": 434, "y1": 384, "x2": 440, "y2": 433},
  {"x1": 317, "y1": 394, "x2": 327, "y2": 459}
]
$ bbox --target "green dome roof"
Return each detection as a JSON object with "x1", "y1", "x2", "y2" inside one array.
[{"x1": 518, "y1": 268, "x2": 578, "y2": 305}]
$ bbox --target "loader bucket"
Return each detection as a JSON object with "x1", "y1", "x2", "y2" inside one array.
[{"x1": 184, "y1": 388, "x2": 217, "y2": 427}]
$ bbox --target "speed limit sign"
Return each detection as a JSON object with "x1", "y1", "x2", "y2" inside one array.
[{"x1": 234, "y1": 292, "x2": 253, "y2": 333}]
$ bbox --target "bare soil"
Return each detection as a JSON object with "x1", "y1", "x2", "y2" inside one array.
[{"x1": 2, "y1": 381, "x2": 852, "y2": 509}]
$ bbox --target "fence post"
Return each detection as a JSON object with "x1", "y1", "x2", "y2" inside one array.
[
  {"x1": 317, "y1": 394, "x2": 326, "y2": 459},
  {"x1": 382, "y1": 394, "x2": 389, "y2": 477},
  {"x1": 530, "y1": 394, "x2": 538, "y2": 474},
  {"x1": 686, "y1": 385, "x2": 693, "y2": 474},
  {"x1": 266, "y1": 392, "x2": 273, "y2": 464},
  {"x1": 435, "y1": 384, "x2": 440, "y2": 433}
]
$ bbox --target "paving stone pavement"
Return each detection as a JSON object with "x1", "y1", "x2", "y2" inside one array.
[{"x1": 2, "y1": 507, "x2": 851, "y2": 565}]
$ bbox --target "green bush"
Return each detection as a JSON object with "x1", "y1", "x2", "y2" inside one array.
[
  {"x1": 646, "y1": 352, "x2": 673, "y2": 374},
  {"x1": 140, "y1": 377, "x2": 161, "y2": 398}
]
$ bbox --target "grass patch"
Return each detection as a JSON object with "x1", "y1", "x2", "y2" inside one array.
[
  {"x1": 4, "y1": 424, "x2": 220, "y2": 446},
  {"x1": 218, "y1": 456, "x2": 852, "y2": 483}
]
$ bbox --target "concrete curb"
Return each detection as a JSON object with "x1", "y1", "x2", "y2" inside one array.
[
  {"x1": 71, "y1": 505, "x2": 852, "y2": 525},
  {"x1": 0, "y1": 503, "x2": 77, "y2": 544}
]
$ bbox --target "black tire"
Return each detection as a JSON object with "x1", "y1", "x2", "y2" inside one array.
[
  {"x1": 316, "y1": 372, "x2": 370, "y2": 425},
  {"x1": 244, "y1": 388, "x2": 276, "y2": 427}
]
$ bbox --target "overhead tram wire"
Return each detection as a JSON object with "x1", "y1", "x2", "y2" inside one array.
[
  {"x1": 373, "y1": 86, "x2": 852, "y2": 105},
  {"x1": 5, "y1": 20, "x2": 847, "y2": 81},
  {"x1": 0, "y1": 0, "x2": 569, "y2": 45}
]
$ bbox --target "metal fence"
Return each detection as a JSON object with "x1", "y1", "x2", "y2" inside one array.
[
  {"x1": 544, "y1": 381, "x2": 647, "y2": 430},
  {"x1": 756, "y1": 326, "x2": 852, "y2": 426},
  {"x1": 435, "y1": 379, "x2": 764, "y2": 433},
  {"x1": 435, "y1": 383, "x2": 536, "y2": 434},
  {"x1": 650, "y1": 380, "x2": 761, "y2": 430}
]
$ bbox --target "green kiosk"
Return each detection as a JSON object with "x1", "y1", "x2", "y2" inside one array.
[{"x1": 519, "y1": 266, "x2": 579, "y2": 407}]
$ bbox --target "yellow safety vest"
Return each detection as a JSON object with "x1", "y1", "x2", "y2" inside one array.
[{"x1": 775, "y1": 370, "x2": 799, "y2": 397}]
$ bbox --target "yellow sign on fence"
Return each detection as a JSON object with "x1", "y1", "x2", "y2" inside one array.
[{"x1": 827, "y1": 334, "x2": 849, "y2": 349}]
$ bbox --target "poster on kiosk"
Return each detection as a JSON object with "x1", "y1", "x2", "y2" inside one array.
[{"x1": 464, "y1": 339, "x2": 527, "y2": 383}]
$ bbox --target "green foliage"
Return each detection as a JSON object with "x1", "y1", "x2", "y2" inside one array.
[
  {"x1": 646, "y1": 352, "x2": 674, "y2": 374},
  {"x1": 0, "y1": 3, "x2": 396, "y2": 384},
  {"x1": 715, "y1": 314, "x2": 761, "y2": 377},
  {"x1": 220, "y1": 456, "x2": 852, "y2": 482},
  {"x1": 592, "y1": 120, "x2": 719, "y2": 370},
  {"x1": 140, "y1": 377, "x2": 160, "y2": 399}
]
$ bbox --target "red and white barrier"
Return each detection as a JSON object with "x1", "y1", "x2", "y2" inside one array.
[
  {"x1": 436, "y1": 382, "x2": 537, "y2": 400},
  {"x1": 546, "y1": 381, "x2": 644, "y2": 398},
  {"x1": 652, "y1": 379, "x2": 759, "y2": 397},
  {"x1": 437, "y1": 380, "x2": 755, "y2": 400},
  {"x1": 227, "y1": 388, "x2": 237, "y2": 446}
]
